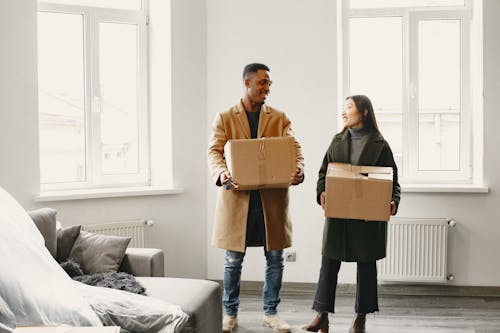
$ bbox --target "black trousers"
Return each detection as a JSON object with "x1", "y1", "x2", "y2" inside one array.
[{"x1": 312, "y1": 256, "x2": 379, "y2": 314}]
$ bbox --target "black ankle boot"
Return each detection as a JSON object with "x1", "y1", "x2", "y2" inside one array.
[
  {"x1": 348, "y1": 313, "x2": 366, "y2": 333},
  {"x1": 303, "y1": 311, "x2": 329, "y2": 332}
]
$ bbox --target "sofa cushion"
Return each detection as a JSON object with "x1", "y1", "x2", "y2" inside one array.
[
  {"x1": 136, "y1": 277, "x2": 222, "y2": 333},
  {"x1": 28, "y1": 207, "x2": 57, "y2": 258},
  {"x1": 120, "y1": 248, "x2": 164, "y2": 277},
  {"x1": 70, "y1": 231, "x2": 131, "y2": 274},
  {"x1": 57, "y1": 224, "x2": 81, "y2": 263}
]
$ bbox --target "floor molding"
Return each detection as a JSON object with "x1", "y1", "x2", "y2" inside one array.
[{"x1": 212, "y1": 280, "x2": 500, "y2": 297}]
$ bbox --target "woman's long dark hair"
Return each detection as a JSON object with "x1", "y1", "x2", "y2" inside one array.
[{"x1": 343, "y1": 94, "x2": 379, "y2": 131}]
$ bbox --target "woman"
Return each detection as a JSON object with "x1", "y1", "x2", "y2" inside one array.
[{"x1": 303, "y1": 95, "x2": 401, "y2": 333}]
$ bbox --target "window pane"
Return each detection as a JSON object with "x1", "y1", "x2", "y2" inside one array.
[
  {"x1": 38, "y1": 12, "x2": 86, "y2": 184},
  {"x1": 349, "y1": 17, "x2": 403, "y2": 175},
  {"x1": 40, "y1": 0, "x2": 141, "y2": 10},
  {"x1": 99, "y1": 23, "x2": 140, "y2": 175},
  {"x1": 418, "y1": 20, "x2": 460, "y2": 171},
  {"x1": 350, "y1": 0, "x2": 464, "y2": 9}
]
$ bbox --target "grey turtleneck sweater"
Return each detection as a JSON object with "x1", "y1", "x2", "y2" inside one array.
[{"x1": 348, "y1": 127, "x2": 371, "y2": 165}]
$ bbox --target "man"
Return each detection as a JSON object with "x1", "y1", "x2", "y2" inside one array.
[{"x1": 207, "y1": 63, "x2": 304, "y2": 333}]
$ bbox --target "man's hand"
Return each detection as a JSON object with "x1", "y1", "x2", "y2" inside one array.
[
  {"x1": 289, "y1": 168, "x2": 304, "y2": 186},
  {"x1": 220, "y1": 171, "x2": 231, "y2": 185},
  {"x1": 320, "y1": 191, "x2": 326, "y2": 210},
  {"x1": 220, "y1": 171, "x2": 239, "y2": 190}
]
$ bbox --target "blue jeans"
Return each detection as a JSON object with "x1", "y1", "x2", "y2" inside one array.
[{"x1": 223, "y1": 249, "x2": 284, "y2": 316}]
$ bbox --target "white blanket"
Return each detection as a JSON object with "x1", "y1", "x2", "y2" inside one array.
[{"x1": 75, "y1": 282, "x2": 188, "y2": 333}]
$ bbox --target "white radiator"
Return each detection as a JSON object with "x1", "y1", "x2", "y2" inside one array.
[
  {"x1": 81, "y1": 219, "x2": 154, "y2": 248},
  {"x1": 377, "y1": 217, "x2": 455, "y2": 283}
]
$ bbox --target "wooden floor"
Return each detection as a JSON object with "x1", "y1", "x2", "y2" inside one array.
[{"x1": 232, "y1": 287, "x2": 500, "y2": 333}]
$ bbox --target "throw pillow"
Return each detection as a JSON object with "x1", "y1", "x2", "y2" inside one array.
[
  {"x1": 56, "y1": 225, "x2": 82, "y2": 263},
  {"x1": 27, "y1": 208, "x2": 58, "y2": 258},
  {"x1": 70, "y1": 231, "x2": 131, "y2": 274},
  {"x1": 0, "y1": 186, "x2": 102, "y2": 327}
]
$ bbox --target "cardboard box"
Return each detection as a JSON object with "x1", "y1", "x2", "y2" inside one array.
[
  {"x1": 325, "y1": 163, "x2": 393, "y2": 221},
  {"x1": 224, "y1": 137, "x2": 296, "y2": 190},
  {"x1": 14, "y1": 327, "x2": 120, "y2": 333}
]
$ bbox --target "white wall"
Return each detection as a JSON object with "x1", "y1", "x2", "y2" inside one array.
[
  {"x1": 0, "y1": 0, "x2": 208, "y2": 279},
  {"x1": 206, "y1": 0, "x2": 500, "y2": 287},
  {"x1": 0, "y1": 0, "x2": 39, "y2": 207}
]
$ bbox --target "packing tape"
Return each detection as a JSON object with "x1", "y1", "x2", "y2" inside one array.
[
  {"x1": 257, "y1": 139, "x2": 266, "y2": 188},
  {"x1": 258, "y1": 138, "x2": 266, "y2": 160}
]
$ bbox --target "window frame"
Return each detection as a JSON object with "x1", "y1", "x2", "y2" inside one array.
[
  {"x1": 409, "y1": 10, "x2": 472, "y2": 182},
  {"x1": 37, "y1": 1, "x2": 150, "y2": 192},
  {"x1": 341, "y1": 0, "x2": 475, "y2": 185}
]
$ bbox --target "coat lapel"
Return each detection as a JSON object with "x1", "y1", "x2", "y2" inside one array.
[
  {"x1": 357, "y1": 130, "x2": 386, "y2": 166},
  {"x1": 257, "y1": 104, "x2": 271, "y2": 138},
  {"x1": 335, "y1": 131, "x2": 351, "y2": 163},
  {"x1": 235, "y1": 100, "x2": 251, "y2": 139}
]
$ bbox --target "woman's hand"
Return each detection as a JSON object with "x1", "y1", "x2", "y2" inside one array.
[
  {"x1": 390, "y1": 201, "x2": 397, "y2": 215},
  {"x1": 320, "y1": 191, "x2": 326, "y2": 211}
]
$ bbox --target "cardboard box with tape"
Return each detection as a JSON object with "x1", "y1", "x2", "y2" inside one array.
[
  {"x1": 325, "y1": 162, "x2": 393, "y2": 221},
  {"x1": 224, "y1": 137, "x2": 296, "y2": 190}
]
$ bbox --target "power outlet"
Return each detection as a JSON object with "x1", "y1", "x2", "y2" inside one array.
[{"x1": 285, "y1": 252, "x2": 296, "y2": 262}]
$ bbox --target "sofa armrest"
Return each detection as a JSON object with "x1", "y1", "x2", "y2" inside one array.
[{"x1": 120, "y1": 248, "x2": 164, "y2": 277}]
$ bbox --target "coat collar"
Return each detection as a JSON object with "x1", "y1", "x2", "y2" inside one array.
[
  {"x1": 335, "y1": 129, "x2": 386, "y2": 165},
  {"x1": 234, "y1": 99, "x2": 271, "y2": 139}
]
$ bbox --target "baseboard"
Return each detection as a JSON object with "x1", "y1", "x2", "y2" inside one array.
[{"x1": 211, "y1": 280, "x2": 500, "y2": 297}]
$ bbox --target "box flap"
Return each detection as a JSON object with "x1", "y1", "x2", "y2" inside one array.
[
  {"x1": 328, "y1": 162, "x2": 352, "y2": 172},
  {"x1": 328, "y1": 163, "x2": 392, "y2": 181}
]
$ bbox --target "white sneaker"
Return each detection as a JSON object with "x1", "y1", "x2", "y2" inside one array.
[
  {"x1": 223, "y1": 315, "x2": 238, "y2": 333},
  {"x1": 263, "y1": 314, "x2": 291, "y2": 333}
]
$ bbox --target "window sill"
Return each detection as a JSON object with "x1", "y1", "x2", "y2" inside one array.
[
  {"x1": 35, "y1": 186, "x2": 184, "y2": 202},
  {"x1": 401, "y1": 183, "x2": 489, "y2": 193}
]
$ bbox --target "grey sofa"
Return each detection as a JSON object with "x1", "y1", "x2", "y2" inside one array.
[{"x1": 30, "y1": 209, "x2": 222, "y2": 333}]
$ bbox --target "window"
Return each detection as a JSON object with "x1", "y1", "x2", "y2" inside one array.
[
  {"x1": 37, "y1": 0, "x2": 150, "y2": 191},
  {"x1": 342, "y1": 0, "x2": 479, "y2": 184}
]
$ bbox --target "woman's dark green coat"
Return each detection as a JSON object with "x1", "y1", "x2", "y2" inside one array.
[{"x1": 317, "y1": 129, "x2": 401, "y2": 262}]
